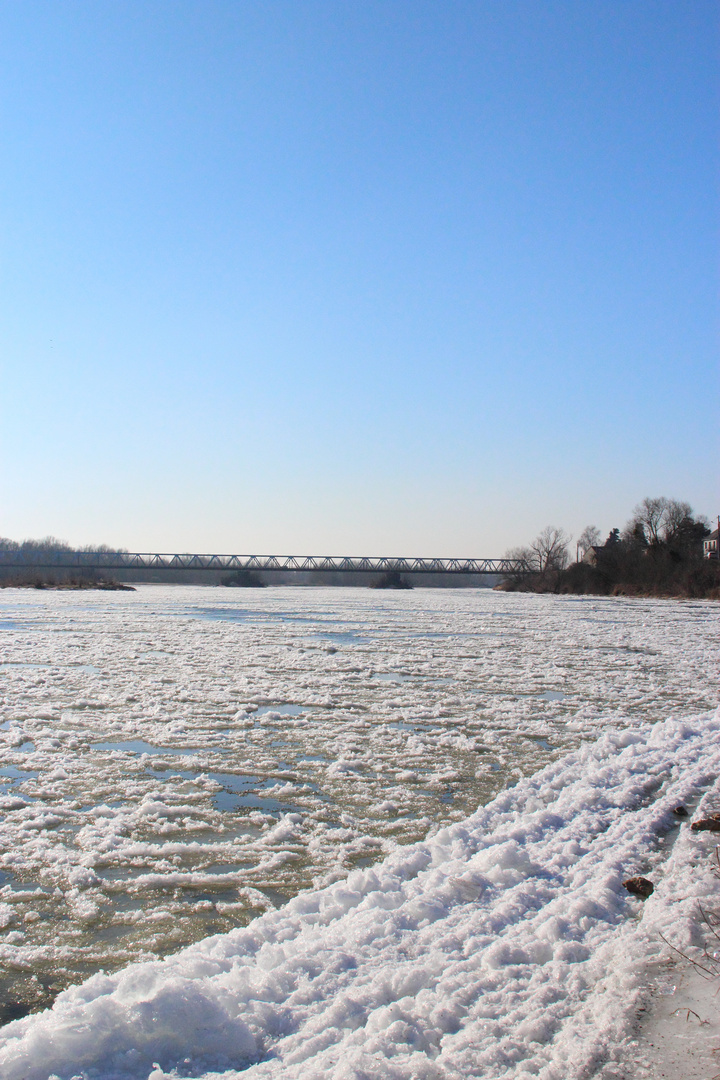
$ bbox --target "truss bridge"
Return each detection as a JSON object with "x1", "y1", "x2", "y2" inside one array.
[{"x1": 0, "y1": 550, "x2": 527, "y2": 576}]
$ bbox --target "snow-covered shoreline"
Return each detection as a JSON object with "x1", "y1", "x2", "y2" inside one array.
[{"x1": 2, "y1": 707, "x2": 719, "y2": 1080}]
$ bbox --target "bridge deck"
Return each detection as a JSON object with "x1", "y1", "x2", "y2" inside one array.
[{"x1": 0, "y1": 551, "x2": 526, "y2": 575}]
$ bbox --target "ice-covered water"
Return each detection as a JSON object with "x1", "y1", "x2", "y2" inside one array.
[
  {"x1": 0, "y1": 585, "x2": 717, "y2": 1019},
  {"x1": 3, "y1": 709, "x2": 720, "y2": 1080}
]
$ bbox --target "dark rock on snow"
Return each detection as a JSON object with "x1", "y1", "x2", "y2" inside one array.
[
  {"x1": 623, "y1": 876, "x2": 654, "y2": 899},
  {"x1": 690, "y1": 815, "x2": 720, "y2": 833}
]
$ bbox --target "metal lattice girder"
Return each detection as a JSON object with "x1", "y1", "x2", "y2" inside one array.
[{"x1": 0, "y1": 550, "x2": 530, "y2": 575}]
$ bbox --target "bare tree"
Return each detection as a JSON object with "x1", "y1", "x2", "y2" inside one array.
[
  {"x1": 504, "y1": 546, "x2": 535, "y2": 581},
  {"x1": 505, "y1": 528, "x2": 571, "y2": 577},
  {"x1": 628, "y1": 497, "x2": 665, "y2": 545},
  {"x1": 627, "y1": 497, "x2": 695, "y2": 546},
  {"x1": 529, "y1": 526, "x2": 572, "y2": 574},
  {"x1": 663, "y1": 499, "x2": 693, "y2": 542},
  {"x1": 577, "y1": 526, "x2": 601, "y2": 559}
]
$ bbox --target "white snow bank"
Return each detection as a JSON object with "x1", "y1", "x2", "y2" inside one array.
[
  {"x1": 1, "y1": 709, "x2": 719, "y2": 1080},
  {"x1": 616, "y1": 775, "x2": 720, "y2": 1079}
]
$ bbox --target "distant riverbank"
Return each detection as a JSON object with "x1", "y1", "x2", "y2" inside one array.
[
  {"x1": 502, "y1": 500, "x2": 720, "y2": 599},
  {"x1": 498, "y1": 560, "x2": 720, "y2": 600},
  {"x1": 0, "y1": 576, "x2": 135, "y2": 591}
]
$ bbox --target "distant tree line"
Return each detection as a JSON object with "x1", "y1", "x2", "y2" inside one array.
[
  {"x1": 0, "y1": 536, "x2": 129, "y2": 587},
  {"x1": 503, "y1": 497, "x2": 719, "y2": 599},
  {"x1": 0, "y1": 536, "x2": 124, "y2": 558}
]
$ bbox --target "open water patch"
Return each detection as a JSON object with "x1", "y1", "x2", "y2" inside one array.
[
  {"x1": 310, "y1": 631, "x2": 368, "y2": 645},
  {"x1": 0, "y1": 663, "x2": 54, "y2": 671},
  {"x1": 93, "y1": 740, "x2": 199, "y2": 756},
  {"x1": 0, "y1": 765, "x2": 38, "y2": 781},
  {"x1": 255, "y1": 704, "x2": 305, "y2": 718},
  {"x1": 388, "y1": 720, "x2": 434, "y2": 732},
  {"x1": 512, "y1": 690, "x2": 567, "y2": 702},
  {"x1": 191, "y1": 607, "x2": 252, "y2": 623},
  {"x1": 526, "y1": 736, "x2": 555, "y2": 751}
]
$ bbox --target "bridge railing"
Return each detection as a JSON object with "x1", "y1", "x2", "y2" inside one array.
[{"x1": 0, "y1": 550, "x2": 530, "y2": 575}]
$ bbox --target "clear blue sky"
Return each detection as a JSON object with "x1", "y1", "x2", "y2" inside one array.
[{"x1": 1, "y1": 1, "x2": 717, "y2": 555}]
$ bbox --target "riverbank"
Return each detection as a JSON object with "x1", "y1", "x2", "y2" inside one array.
[
  {"x1": 497, "y1": 580, "x2": 720, "y2": 600},
  {"x1": 497, "y1": 565, "x2": 720, "y2": 600},
  {"x1": 0, "y1": 578, "x2": 135, "y2": 590}
]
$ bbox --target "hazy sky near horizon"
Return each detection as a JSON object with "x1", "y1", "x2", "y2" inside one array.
[{"x1": 1, "y1": 1, "x2": 717, "y2": 555}]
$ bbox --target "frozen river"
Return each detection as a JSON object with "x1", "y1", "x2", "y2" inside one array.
[{"x1": 0, "y1": 585, "x2": 717, "y2": 1021}]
